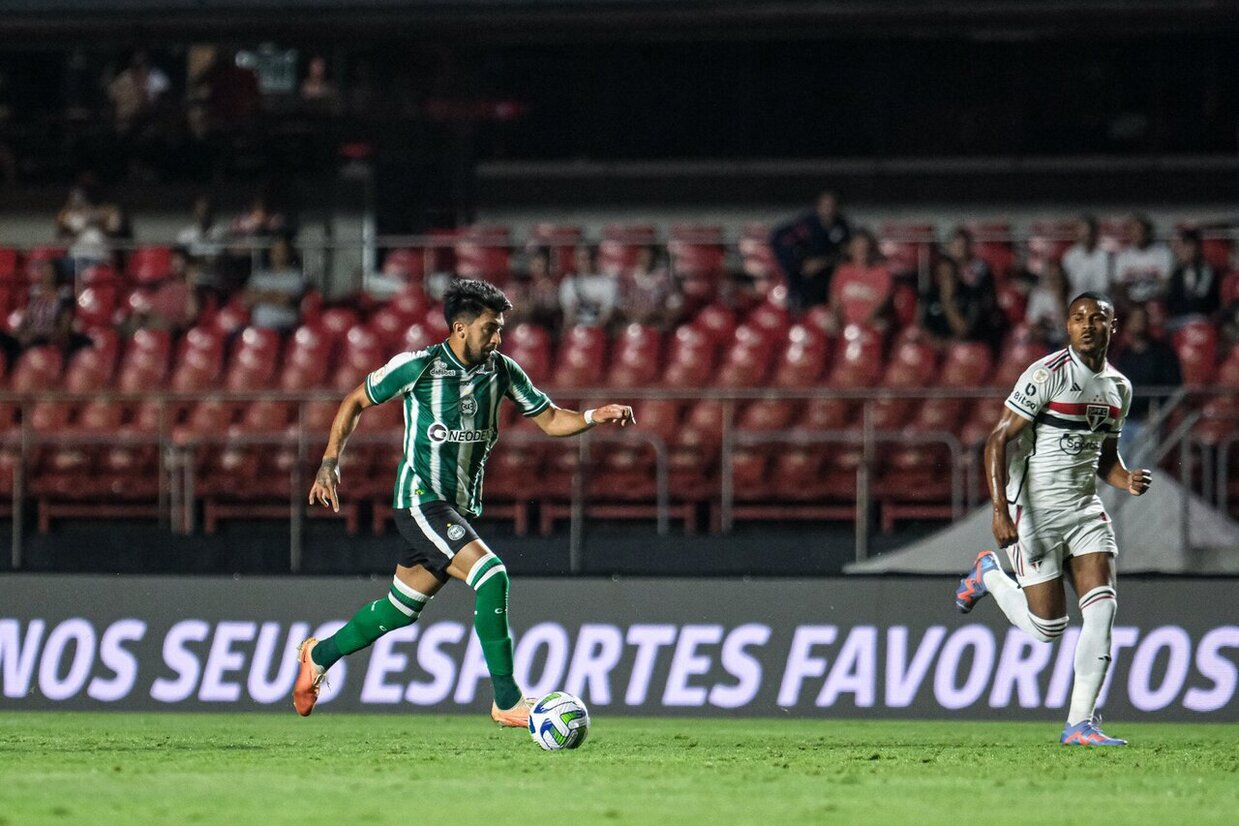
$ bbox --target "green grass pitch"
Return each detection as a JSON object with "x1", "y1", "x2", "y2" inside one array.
[{"x1": 1, "y1": 713, "x2": 1236, "y2": 825}]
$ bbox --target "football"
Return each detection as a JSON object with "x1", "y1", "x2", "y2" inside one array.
[{"x1": 527, "y1": 691, "x2": 591, "y2": 751}]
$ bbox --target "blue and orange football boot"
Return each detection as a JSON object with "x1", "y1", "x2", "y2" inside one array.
[
  {"x1": 1061, "y1": 716, "x2": 1127, "y2": 746},
  {"x1": 954, "y1": 550, "x2": 999, "y2": 613}
]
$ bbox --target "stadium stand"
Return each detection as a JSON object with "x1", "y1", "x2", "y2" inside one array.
[{"x1": 0, "y1": 215, "x2": 1234, "y2": 537}]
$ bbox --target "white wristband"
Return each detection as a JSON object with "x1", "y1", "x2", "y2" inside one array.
[{"x1": 584, "y1": 408, "x2": 597, "y2": 426}]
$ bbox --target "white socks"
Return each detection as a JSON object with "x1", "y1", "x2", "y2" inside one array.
[
  {"x1": 1067, "y1": 586, "x2": 1118, "y2": 725},
  {"x1": 982, "y1": 566, "x2": 1069, "y2": 643}
]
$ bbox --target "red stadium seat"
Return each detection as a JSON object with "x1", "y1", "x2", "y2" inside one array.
[
  {"x1": 717, "y1": 324, "x2": 775, "y2": 387},
  {"x1": 551, "y1": 324, "x2": 607, "y2": 388},
  {"x1": 598, "y1": 225, "x2": 657, "y2": 274},
  {"x1": 964, "y1": 221, "x2": 1016, "y2": 280},
  {"x1": 23, "y1": 247, "x2": 66, "y2": 281},
  {"x1": 504, "y1": 323, "x2": 553, "y2": 385},
  {"x1": 171, "y1": 325, "x2": 225, "y2": 393},
  {"x1": 692, "y1": 303, "x2": 737, "y2": 349},
  {"x1": 116, "y1": 328, "x2": 172, "y2": 392},
  {"x1": 605, "y1": 323, "x2": 663, "y2": 388},
  {"x1": 879, "y1": 222, "x2": 935, "y2": 277},
  {"x1": 662, "y1": 324, "x2": 716, "y2": 388},
  {"x1": 670, "y1": 225, "x2": 726, "y2": 305},
  {"x1": 1173, "y1": 320, "x2": 1219, "y2": 386},
  {"x1": 455, "y1": 226, "x2": 512, "y2": 283},
  {"x1": 223, "y1": 326, "x2": 281, "y2": 393},
  {"x1": 127, "y1": 246, "x2": 173, "y2": 285},
  {"x1": 529, "y1": 224, "x2": 583, "y2": 276},
  {"x1": 0, "y1": 248, "x2": 17, "y2": 280},
  {"x1": 911, "y1": 341, "x2": 993, "y2": 435},
  {"x1": 871, "y1": 330, "x2": 939, "y2": 430}
]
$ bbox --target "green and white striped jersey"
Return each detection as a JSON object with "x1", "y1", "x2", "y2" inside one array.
[{"x1": 363, "y1": 341, "x2": 551, "y2": 515}]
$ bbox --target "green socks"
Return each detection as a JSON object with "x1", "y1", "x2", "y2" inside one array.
[
  {"x1": 311, "y1": 579, "x2": 429, "y2": 671},
  {"x1": 309, "y1": 561, "x2": 521, "y2": 712},
  {"x1": 468, "y1": 553, "x2": 522, "y2": 710}
]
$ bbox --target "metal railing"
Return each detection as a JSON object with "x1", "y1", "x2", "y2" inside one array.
[{"x1": 2, "y1": 384, "x2": 1223, "y2": 573}]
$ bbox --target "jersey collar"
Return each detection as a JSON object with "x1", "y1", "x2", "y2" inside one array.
[{"x1": 1067, "y1": 345, "x2": 1105, "y2": 375}]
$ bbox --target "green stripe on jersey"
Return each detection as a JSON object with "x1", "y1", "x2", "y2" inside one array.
[{"x1": 362, "y1": 342, "x2": 551, "y2": 516}]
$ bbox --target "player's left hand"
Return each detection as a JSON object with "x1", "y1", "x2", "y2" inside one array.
[
  {"x1": 591, "y1": 404, "x2": 636, "y2": 427},
  {"x1": 1128, "y1": 468, "x2": 1152, "y2": 496}
]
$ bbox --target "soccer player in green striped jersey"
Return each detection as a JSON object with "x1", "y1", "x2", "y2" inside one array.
[{"x1": 293, "y1": 279, "x2": 635, "y2": 726}]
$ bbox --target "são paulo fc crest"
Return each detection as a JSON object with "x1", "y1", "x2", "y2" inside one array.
[
  {"x1": 446, "y1": 523, "x2": 466, "y2": 541},
  {"x1": 1086, "y1": 404, "x2": 1109, "y2": 431},
  {"x1": 460, "y1": 397, "x2": 477, "y2": 417}
]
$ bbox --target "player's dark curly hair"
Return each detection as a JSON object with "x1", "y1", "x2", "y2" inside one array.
[
  {"x1": 443, "y1": 278, "x2": 513, "y2": 327},
  {"x1": 1069, "y1": 291, "x2": 1115, "y2": 315}
]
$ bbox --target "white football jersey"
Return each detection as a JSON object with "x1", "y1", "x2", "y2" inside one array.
[{"x1": 1003, "y1": 347, "x2": 1132, "y2": 511}]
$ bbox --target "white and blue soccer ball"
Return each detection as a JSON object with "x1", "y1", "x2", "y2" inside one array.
[{"x1": 528, "y1": 691, "x2": 590, "y2": 751}]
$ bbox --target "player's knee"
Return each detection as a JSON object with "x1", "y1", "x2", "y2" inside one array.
[
  {"x1": 1028, "y1": 614, "x2": 1069, "y2": 643},
  {"x1": 1078, "y1": 586, "x2": 1117, "y2": 625},
  {"x1": 466, "y1": 551, "x2": 508, "y2": 593}
]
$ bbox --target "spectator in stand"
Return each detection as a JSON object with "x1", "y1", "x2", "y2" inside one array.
[
  {"x1": 243, "y1": 235, "x2": 305, "y2": 331},
  {"x1": 946, "y1": 226, "x2": 994, "y2": 290},
  {"x1": 919, "y1": 257, "x2": 998, "y2": 349},
  {"x1": 560, "y1": 244, "x2": 618, "y2": 329},
  {"x1": 106, "y1": 50, "x2": 170, "y2": 135},
  {"x1": 1112, "y1": 214, "x2": 1173, "y2": 308},
  {"x1": 177, "y1": 195, "x2": 230, "y2": 303},
  {"x1": 0, "y1": 259, "x2": 90, "y2": 367},
  {"x1": 770, "y1": 190, "x2": 852, "y2": 313},
  {"x1": 177, "y1": 195, "x2": 228, "y2": 257},
  {"x1": 1165, "y1": 227, "x2": 1221, "y2": 329},
  {"x1": 55, "y1": 186, "x2": 123, "y2": 267},
  {"x1": 1061, "y1": 215, "x2": 1112, "y2": 297},
  {"x1": 825, "y1": 228, "x2": 893, "y2": 334},
  {"x1": 300, "y1": 56, "x2": 341, "y2": 113},
  {"x1": 232, "y1": 195, "x2": 286, "y2": 238},
  {"x1": 1110, "y1": 304, "x2": 1182, "y2": 459},
  {"x1": 507, "y1": 247, "x2": 563, "y2": 334},
  {"x1": 617, "y1": 244, "x2": 684, "y2": 331},
  {"x1": 1025, "y1": 259, "x2": 1070, "y2": 347},
  {"x1": 125, "y1": 247, "x2": 200, "y2": 334}
]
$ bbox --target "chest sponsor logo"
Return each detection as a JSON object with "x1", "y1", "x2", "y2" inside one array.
[
  {"x1": 1058, "y1": 433, "x2": 1101, "y2": 456},
  {"x1": 430, "y1": 360, "x2": 458, "y2": 378},
  {"x1": 1086, "y1": 404, "x2": 1109, "y2": 431},
  {"x1": 459, "y1": 397, "x2": 477, "y2": 417},
  {"x1": 427, "y1": 422, "x2": 494, "y2": 444}
]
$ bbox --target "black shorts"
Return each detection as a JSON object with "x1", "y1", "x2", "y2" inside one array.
[{"x1": 393, "y1": 501, "x2": 482, "y2": 583}]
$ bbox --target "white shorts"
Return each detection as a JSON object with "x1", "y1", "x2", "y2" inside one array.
[{"x1": 1006, "y1": 498, "x2": 1118, "y2": 587}]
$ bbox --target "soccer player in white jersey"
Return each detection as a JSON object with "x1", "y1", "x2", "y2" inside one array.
[
  {"x1": 954, "y1": 291, "x2": 1152, "y2": 746},
  {"x1": 292, "y1": 279, "x2": 635, "y2": 726}
]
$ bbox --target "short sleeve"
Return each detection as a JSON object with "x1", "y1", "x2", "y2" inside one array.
[
  {"x1": 364, "y1": 351, "x2": 426, "y2": 405},
  {"x1": 1004, "y1": 360, "x2": 1057, "y2": 422},
  {"x1": 502, "y1": 355, "x2": 552, "y2": 417},
  {"x1": 1112, "y1": 381, "x2": 1132, "y2": 437}
]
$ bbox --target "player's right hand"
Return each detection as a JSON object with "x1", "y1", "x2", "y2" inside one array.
[
  {"x1": 308, "y1": 460, "x2": 341, "y2": 512},
  {"x1": 991, "y1": 507, "x2": 1018, "y2": 548}
]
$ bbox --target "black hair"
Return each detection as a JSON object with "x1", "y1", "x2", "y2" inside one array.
[
  {"x1": 1069, "y1": 291, "x2": 1115, "y2": 314},
  {"x1": 1178, "y1": 226, "x2": 1202, "y2": 246},
  {"x1": 1079, "y1": 214, "x2": 1098, "y2": 233},
  {"x1": 443, "y1": 278, "x2": 513, "y2": 327}
]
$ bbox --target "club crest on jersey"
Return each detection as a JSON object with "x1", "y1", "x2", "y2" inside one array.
[
  {"x1": 446, "y1": 523, "x2": 466, "y2": 541},
  {"x1": 427, "y1": 422, "x2": 494, "y2": 444},
  {"x1": 429, "y1": 359, "x2": 458, "y2": 378},
  {"x1": 460, "y1": 397, "x2": 477, "y2": 417},
  {"x1": 1086, "y1": 404, "x2": 1109, "y2": 431}
]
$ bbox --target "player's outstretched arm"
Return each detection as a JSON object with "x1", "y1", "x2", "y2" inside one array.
[
  {"x1": 1098, "y1": 437, "x2": 1152, "y2": 496},
  {"x1": 531, "y1": 403, "x2": 636, "y2": 437},
  {"x1": 984, "y1": 408, "x2": 1031, "y2": 547},
  {"x1": 308, "y1": 383, "x2": 374, "y2": 512}
]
